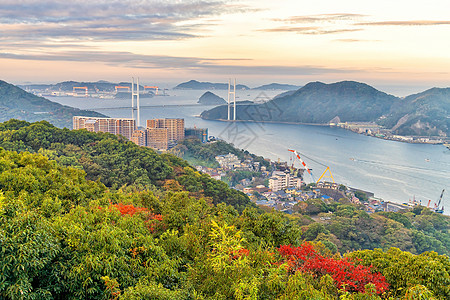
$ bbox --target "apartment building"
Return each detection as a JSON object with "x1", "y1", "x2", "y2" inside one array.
[
  {"x1": 131, "y1": 130, "x2": 146, "y2": 147},
  {"x1": 74, "y1": 117, "x2": 186, "y2": 151},
  {"x1": 269, "y1": 171, "x2": 302, "y2": 192},
  {"x1": 147, "y1": 118, "x2": 184, "y2": 142},
  {"x1": 146, "y1": 128, "x2": 169, "y2": 150},
  {"x1": 73, "y1": 116, "x2": 136, "y2": 140}
]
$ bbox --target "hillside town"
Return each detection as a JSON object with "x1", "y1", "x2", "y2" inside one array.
[
  {"x1": 194, "y1": 150, "x2": 410, "y2": 215},
  {"x1": 73, "y1": 116, "x2": 437, "y2": 216}
]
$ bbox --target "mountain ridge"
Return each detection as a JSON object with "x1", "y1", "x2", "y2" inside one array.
[
  {"x1": 174, "y1": 79, "x2": 250, "y2": 90},
  {"x1": 252, "y1": 83, "x2": 302, "y2": 90},
  {"x1": 201, "y1": 80, "x2": 450, "y2": 137},
  {"x1": 0, "y1": 80, "x2": 106, "y2": 128}
]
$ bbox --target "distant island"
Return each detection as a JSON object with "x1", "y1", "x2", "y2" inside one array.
[
  {"x1": 252, "y1": 83, "x2": 302, "y2": 90},
  {"x1": 19, "y1": 80, "x2": 162, "y2": 98},
  {"x1": 174, "y1": 80, "x2": 302, "y2": 91},
  {"x1": 0, "y1": 80, "x2": 106, "y2": 128},
  {"x1": 115, "y1": 91, "x2": 154, "y2": 99},
  {"x1": 174, "y1": 80, "x2": 249, "y2": 90},
  {"x1": 201, "y1": 81, "x2": 450, "y2": 140},
  {"x1": 21, "y1": 80, "x2": 132, "y2": 93},
  {"x1": 198, "y1": 91, "x2": 226, "y2": 105}
]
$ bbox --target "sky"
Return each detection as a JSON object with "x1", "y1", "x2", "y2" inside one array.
[{"x1": 1, "y1": 0, "x2": 450, "y2": 94}]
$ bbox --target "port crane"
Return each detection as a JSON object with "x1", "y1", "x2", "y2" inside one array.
[
  {"x1": 144, "y1": 86, "x2": 159, "y2": 95},
  {"x1": 288, "y1": 149, "x2": 335, "y2": 184},
  {"x1": 73, "y1": 86, "x2": 88, "y2": 97},
  {"x1": 115, "y1": 86, "x2": 131, "y2": 92},
  {"x1": 434, "y1": 189, "x2": 445, "y2": 214}
]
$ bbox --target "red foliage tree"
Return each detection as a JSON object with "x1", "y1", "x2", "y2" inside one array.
[
  {"x1": 112, "y1": 203, "x2": 164, "y2": 233},
  {"x1": 278, "y1": 243, "x2": 388, "y2": 294},
  {"x1": 230, "y1": 248, "x2": 250, "y2": 260},
  {"x1": 112, "y1": 203, "x2": 149, "y2": 216}
]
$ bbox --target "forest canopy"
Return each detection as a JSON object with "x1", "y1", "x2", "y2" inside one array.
[{"x1": 0, "y1": 119, "x2": 448, "y2": 299}]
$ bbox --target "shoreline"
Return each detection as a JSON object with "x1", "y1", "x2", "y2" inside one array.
[
  {"x1": 212, "y1": 118, "x2": 330, "y2": 126},
  {"x1": 203, "y1": 117, "x2": 448, "y2": 146}
]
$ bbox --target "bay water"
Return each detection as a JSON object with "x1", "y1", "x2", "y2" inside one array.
[{"x1": 50, "y1": 89, "x2": 450, "y2": 214}]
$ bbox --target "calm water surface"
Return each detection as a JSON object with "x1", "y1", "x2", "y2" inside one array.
[{"x1": 51, "y1": 89, "x2": 450, "y2": 214}]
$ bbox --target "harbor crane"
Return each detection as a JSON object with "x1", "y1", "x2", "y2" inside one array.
[
  {"x1": 434, "y1": 189, "x2": 445, "y2": 214},
  {"x1": 144, "y1": 86, "x2": 159, "y2": 95},
  {"x1": 288, "y1": 149, "x2": 335, "y2": 184},
  {"x1": 73, "y1": 86, "x2": 88, "y2": 97}
]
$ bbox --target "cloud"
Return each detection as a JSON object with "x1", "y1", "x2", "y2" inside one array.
[
  {"x1": 0, "y1": 0, "x2": 235, "y2": 42},
  {"x1": 260, "y1": 27, "x2": 361, "y2": 35},
  {"x1": 334, "y1": 39, "x2": 380, "y2": 43},
  {"x1": 0, "y1": 50, "x2": 359, "y2": 75},
  {"x1": 276, "y1": 13, "x2": 366, "y2": 24},
  {"x1": 262, "y1": 13, "x2": 450, "y2": 36},
  {"x1": 0, "y1": 50, "x2": 249, "y2": 69},
  {"x1": 356, "y1": 20, "x2": 450, "y2": 26},
  {"x1": 263, "y1": 13, "x2": 365, "y2": 35}
]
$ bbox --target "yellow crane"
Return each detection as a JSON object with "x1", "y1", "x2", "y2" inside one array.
[{"x1": 288, "y1": 149, "x2": 335, "y2": 184}]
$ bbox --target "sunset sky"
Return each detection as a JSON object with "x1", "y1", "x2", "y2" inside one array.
[{"x1": 1, "y1": 0, "x2": 449, "y2": 94}]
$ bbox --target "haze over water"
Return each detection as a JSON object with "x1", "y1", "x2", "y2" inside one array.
[{"x1": 51, "y1": 89, "x2": 450, "y2": 214}]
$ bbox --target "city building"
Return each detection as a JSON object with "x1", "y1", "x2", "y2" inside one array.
[
  {"x1": 74, "y1": 117, "x2": 188, "y2": 151},
  {"x1": 73, "y1": 116, "x2": 136, "y2": 140},
  {"x1": 147, "y1": 118, "x2": 184, "y2": 142},
  {"x1": 215, "y1": 153, "x2": 240, "y2": 169},
  {"x1": 185, "y1": 128, "x2": 208, "y2": 143},
  {"x1": 131, "y1": 130, "x2": 146, "y2": 147},
  {"x1": 116, "y1": 119, "x2": 136, "y2": 140},
  {"x1": 146, "y1": 128, "x2": 169, "y2": 151},
  {"x1": 269, "y1": 171, "x2": 302, "y2": 192}
]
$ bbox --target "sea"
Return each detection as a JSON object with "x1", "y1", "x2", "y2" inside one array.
[{"x1": 50, "y1": 89, "x2": 450, "y2": 215}]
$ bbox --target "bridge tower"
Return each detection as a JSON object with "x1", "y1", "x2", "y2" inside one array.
[
  {"x1": 131, "y1": 77, "x2": 140, "y2": 127},
  {"x1": 227, "y1": 78, "x2": 236, "y2": 121}
]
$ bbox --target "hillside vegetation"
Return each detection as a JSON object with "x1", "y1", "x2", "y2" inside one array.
[
  {"x1": 380, "y1": 88, "x2": 450, "y2": 136},
  {"x1": 0, "y1": 80, "x2": 105, "y2": 128},
  {"x1": 0, "y1": 119, "x2": 449, "y2": 299}
]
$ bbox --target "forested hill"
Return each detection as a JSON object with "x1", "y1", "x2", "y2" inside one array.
[
  {"x1": 201, "y1": 81, "x2": 398, "y2": 123},
  {"x1": 0, "y1": 119, "x2": 250, "y2": 210},
  {"x1": 201, "y1": 81, "x2": 450, "y2": 136},
  {"x1": 174, "y1": 79, "x2": 250, "y2": 90},
  {"x1": 197, "y1": 91, "x2": 226, "y2": 105},
  {"x1": 252, "y1": 83, "x2": 302, "y2": 90},
  {"x1": 379, "y1": 87, "x2": 450, "y2": 136},
  {"x1": 0, "y1": 119, "x2": 449, "y2": 299},
  {"x1": 0, "y1": 80, "x2": 105, "y2": 128}
]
